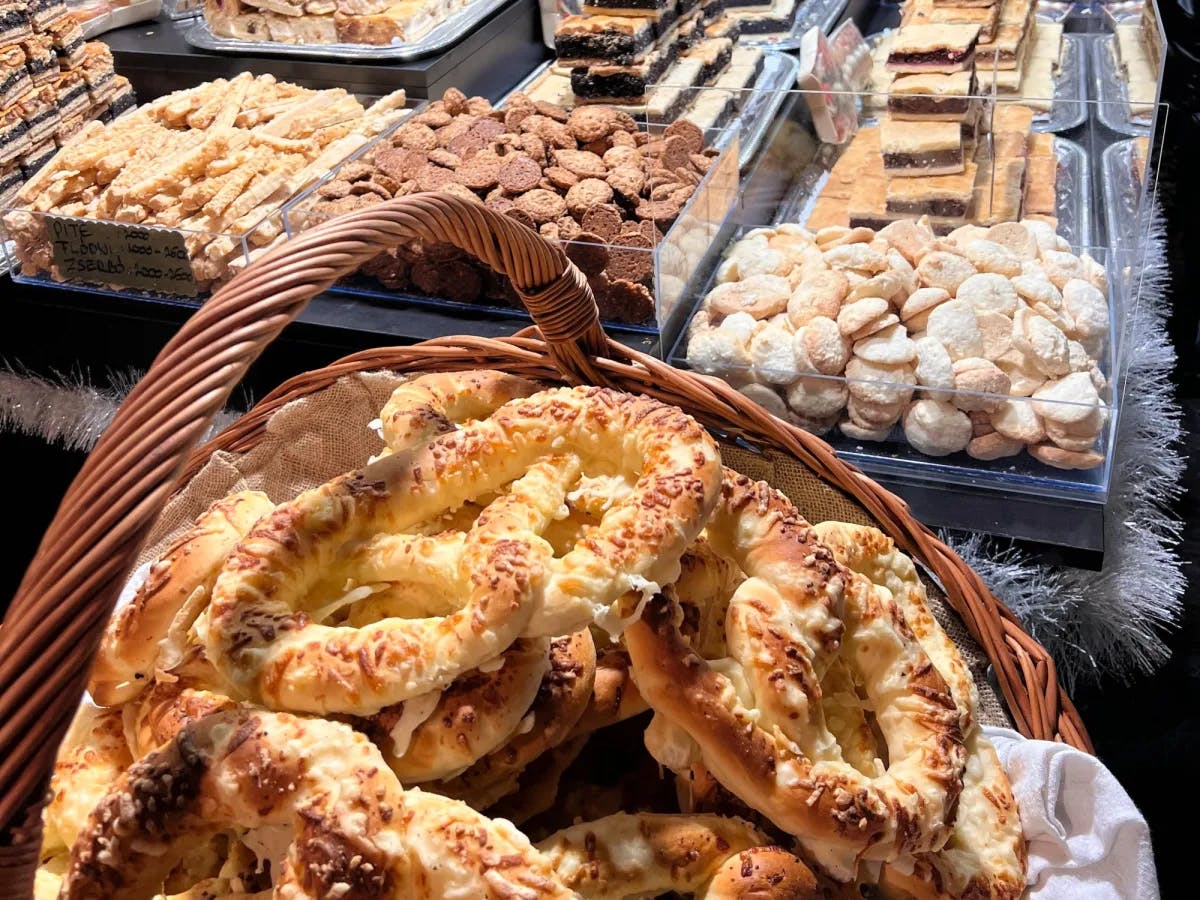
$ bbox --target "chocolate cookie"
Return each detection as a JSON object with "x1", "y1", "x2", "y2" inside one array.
[
  {"x1": 545, "y1": 166, "x2": 579, "y2": 190},
  {"x1": 499, "y1": 156, "x2": 542, "y2": 193},
  {"x1": 581, "y1": 203, "x2": 623, "y2": 241},
  {"x1": 415, "y1": 164, "x2": 457, "y2": 192},
  {"x1": 455, "y1": 157, "x2": 502, "y2": 190},
  {"x1": 664, "y1": 119, "x2": 704, "y2": 155},
  {"x1": 565, "y1": 231, "x2": 610, "y2": 276},
  {"x1": 604, "y1": 278, "x2": 655, "y2": 324}
]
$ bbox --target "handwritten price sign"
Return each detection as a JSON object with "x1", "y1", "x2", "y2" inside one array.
[{"x1": 47, "y1": 217, "x2": 199, "y2": 297}]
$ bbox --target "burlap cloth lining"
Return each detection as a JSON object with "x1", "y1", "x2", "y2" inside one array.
[{"x1": 141, "y1": 371, "x2": 1010, "y2": 729}]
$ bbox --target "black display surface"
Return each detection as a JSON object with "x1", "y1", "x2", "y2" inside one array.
[{"x1": 103, "y1": 0, "x2": 552, "y2": 102}]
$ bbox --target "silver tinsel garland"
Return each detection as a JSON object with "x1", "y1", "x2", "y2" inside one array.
[
  {"x1": 944, "y1": 206, "x2": 1185, "y2": 687},
  {"x1": 0, "y1": 210, "x2": 1184, "y2": 686}
]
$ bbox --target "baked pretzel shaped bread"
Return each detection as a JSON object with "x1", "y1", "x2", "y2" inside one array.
[
  {"x1": 59, "y1": 710, "x2": 574, "y2": 900},
  {"x1": 88, "y1": 490, "x2": 275, "y2": 706},
  {"x1": 625, "y1": 473, "x2": 968, "y2": 864},
  {"x1": 812, "y1": 522, "x2": 1026, "y2": 899},
  {"x1": 205, "y1": 387, "x2": 721, "y2": 715}
]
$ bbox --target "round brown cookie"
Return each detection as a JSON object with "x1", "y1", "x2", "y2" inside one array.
[
  {"x1": 374, "y1": 147, "x2": 427, "y2": 181},
  {"x1": 602, "y1": 278, "x2": 655, "y2": 324},
  {"x1": 555, "y1": 148, "x2": 608, "y2": 179},
  {"x1": 410, "y1": 260, "x2": 443, "y2": 295},
  {"x1": 639, "y1": 220, "x2": 663, "y2": 244},
  {"x1": 465, "y1": 95, "x2": 493, "y2": 115},
  {"x1": 610, "y1": 129, "x2": 638, "y2": 149},
  {"x1": 426, "y1": 148, "x2": 461, "y2": 169},
  {"x1": 580, "y1": 139, "x2": 613, "y2": 157},
  {"x1": 607, "y1": 231, "x2": 654, "y2": 284},
  {"x1": 415, "y1": 164, "x2": 456, "y2": 192},
  {"x1": 435, "y1": 117, "x2": 474, "y2": 147},
  {"x1": 581, "y1": 203, "x2": 625, "y2": 241},
  {"x1": 519, "y1": 133, "x2": 548, "y2": 164},
  {"x1": 664, "y1": 119, "x2": 704, "y2": 155},
  {"x1": 635, "y1": 198, "x2": 682, "y2": 224},
  {"x1": 534, "y1": 117, "x2": 575, "y2": 149},
  {"x1": 317, "y1": 179, "x2": 352, "y2": 199},
  {"x1": 689, "y1": 153, "x2": 714, "y2": 173},
  {"x1": 649, "y1": 181, "x2": 684, "y2": 202},
  {"x1": 540, "y1": 222, "x2": 561, "y2": 241},
  {"x1": 397, "y1": 123, "x2": 438, "y2": 151},
  {"x1": 558, "y1": 216, "x2": 583, "y2": 241},
  {"x1": 486, "y1": 196, "x2": 514, "y2": 214},
  {"x1": 567, "y1": 105, "x2": 635, "y2": 143},
  {"x1": 442, "y1": 87, "x2": 469, "y2": 114},
  {"x1": 566, "y1": 178, "x2": 614, "y2": 215},
  {"x1": 470, "y1": 117, "x2": 507, "y2": 142},
  {"x1": 499, "y1": 155, "x2": 542, "y2": 193},
  {"x1": 504, "y1": 106, "x2": 532, "y2": 130},
  {"x1": 534, "y1": 100, "x2": 570, "y2": 122},
  {"x1": 455, "y1": 157, "x2": 502, "y2": 190},
  {"x1": 565, "y1": 231, "x2": 610, "y2": 275},
  {"x1": 606, "y1": 164, "x2": 645, "y2": 200},
  {"x1": 439, "y1": 259, "x2": 485, "y2": 302},
  {"x1": 545, "y1": 166, "x2": 579, "y2": 190},
  {"x1": 447, "y1": 130, "x2": 486, "y2": 159},
  {"x1": 659, "y1": 135, "x2": 693, "y2": 174},
  {"x1": 515, "y1": 188, "x2": 568, "y2": 222},
  {"x1": 349, "y1": 181, "x2": 392, "y2": 200},
  {"x1": 439, "y1": 182, "x2": 483, "y2": 204},
  {"x1": 413, "y1": 108, "x2": 453, "y2": 128}
]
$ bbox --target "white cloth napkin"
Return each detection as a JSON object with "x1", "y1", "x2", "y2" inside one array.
[{"x1": 984, "y1": 726, "x2": 1159, "y2": 899}]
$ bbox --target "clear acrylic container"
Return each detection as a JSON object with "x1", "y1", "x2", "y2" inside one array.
[
  {"x1": 283, "y1": 102, "x2": 742, "y2": 346},
  {"x1": 1, "y1": 101, "x2": 421, "y2": 302},
  {"x1": 663, "y1": 87, "x2": 1166, "y2": 502}
]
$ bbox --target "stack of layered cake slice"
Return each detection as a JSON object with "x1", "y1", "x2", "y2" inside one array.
[
  {"x1": 550, "y1": 0, "x2": 764, "y2": 123},
  {"x1": 901, "y1": 0, "x2": 1063, "y2": 109}
]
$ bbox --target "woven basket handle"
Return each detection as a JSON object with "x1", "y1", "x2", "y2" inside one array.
[{"x1": 0, "y1": 194, "x2": 602, "y2": 893}]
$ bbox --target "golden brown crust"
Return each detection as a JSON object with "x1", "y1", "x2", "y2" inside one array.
[
  {"x1": 625, "y1": 472, "x2": 966, "y2": 862},
  {"x1": 536, "y1": 812, "x2": 772, "y2": 898},
  {"x1": 440, "y1": 628, "x2": 598, "y2": 810},
  {"x1": 702, "y1": 846, "x2": 823, "y2": 899},
  {"x1": 206, "y1": 387, "x2": 720, "y2": 714},
  {"x1": 379, "y1": 369, "x2": 541, "y2": 454},
  {"x1": 88, "y1": 490, "x2": 274, "y2": 706}
]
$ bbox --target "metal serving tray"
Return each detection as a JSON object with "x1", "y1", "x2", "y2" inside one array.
[
  {"x1": 1091, "y1": 33, "x2": 1153, "y2": 137},
  {"x1": 504, "y1": 51, "x2": 800, "y2": 171},
  {"x1": 185, "y1": 0, "x2": 514, "y2": 61}
]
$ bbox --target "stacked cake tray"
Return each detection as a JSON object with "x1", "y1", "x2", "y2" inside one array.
[
  {"x1": 507, "y1": 48, "x2": 799, "y2": 170},
  {"x1": 185, "y1": 0, "x2": 514, "y2": 59}
]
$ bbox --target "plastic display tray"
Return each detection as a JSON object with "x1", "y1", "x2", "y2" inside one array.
[{"x1": 186, "y1": 0, "x2": 517, "y2": 61}]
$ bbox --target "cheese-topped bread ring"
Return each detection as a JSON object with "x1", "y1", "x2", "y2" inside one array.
[
  {"x1": 43, "y1": 704, "x2": 132, "y2": 855},
  {"x1": 60, "y1": 710, "x2": 410, "y2": 899},
  {"x1": 356, "y1": 636, "x2": 551, "y2": 784},
  {"x1": 536, "y1": 812, "x2": 813, "y2": 899},
  {"x1": 379, "y1": 369, "x2": 541, "y2": 453},
  {"x1": 811, "y1": 522, "x2": 979, "y2": 733},
  {"x1": 88, "y1": 490, "x2": 274, "y2": 706},
  {"x1": 208, "y1": 453, "x2": 580, "y2": 714},
  {"x1": 877, "y1": 730, "x2": 1027, "y2": 900},
  {"x1": 568, "y1": 646, "x2": 648, "y2": 738},
  {"x1": 810, "y1": 524, "x2": 1025, "y2": 898},
  {"x1": 439, "y1": 628, "x2": 597, "y2": 811},
  {"x1": 206, "y1": 387, "x2": 719, "y2": 714},
  {"x1": 625, "y1": 473, "x2": 967, "y2": 863}
]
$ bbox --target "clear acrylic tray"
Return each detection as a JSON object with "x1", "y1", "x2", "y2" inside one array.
[
  {"x1": 1091, "y1": 33, "x2": 1154, "y2": 137},
  {"x1": 185, "y1": 0, "x2": 513, "y2": 60},
  {"x1": 506, "y1": 51, "x2": 800, "y2": 171}
]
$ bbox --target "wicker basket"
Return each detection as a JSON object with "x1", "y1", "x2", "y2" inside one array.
[{"x1": 0, "y1": 193, "x2": 1090, "y2": 898}]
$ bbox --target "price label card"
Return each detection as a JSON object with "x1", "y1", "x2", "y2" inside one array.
[{"x1": 46, "y1": 216, "x2": 198, "y2": 297}]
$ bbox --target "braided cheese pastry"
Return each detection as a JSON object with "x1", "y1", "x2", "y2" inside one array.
[
  {"x1": 88, "y1": 490, "x2": 274, "y2": 706},
  {"x1": 625, "y1": 473, "x2": 967, "y2": 863},
  {"x1": 205, "y1": 387, "x2": 720, "y2": 715}
]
